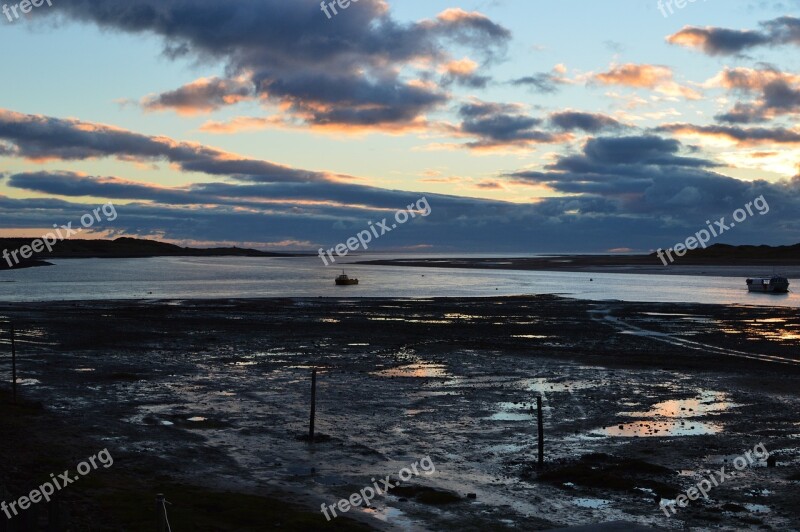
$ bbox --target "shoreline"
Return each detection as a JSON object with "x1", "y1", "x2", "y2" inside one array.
[{"x1": 355, "y1": 258, "x2": 800, "y2": 278}]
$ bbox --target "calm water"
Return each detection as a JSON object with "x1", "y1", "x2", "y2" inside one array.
[{"x1": 0, "y1": 256, "x2": 797, "y2": 307}]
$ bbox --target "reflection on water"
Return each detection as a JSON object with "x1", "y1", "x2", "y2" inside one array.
[
  {"x1": 361, "y1": 505, "x2": 413, "y2": 527},
  {"x1": 372, "y1": 363, "x2": 449, "y2": 378},
  {"x1": 527, "y1": 378, "x2": 597, "y2": 394},
  {"x1": 490, "y1": 402, "x2": 533, "y2": 421},
  {"x1": 622, "y1": 391, "x2": 738, "y2": 418},
  {"x1": 721, "y1": 318, "x2": 800, "y2": 342},
  {"x1": 594, "y1": 390, "x2": 734, "y2": 437},
  {"x1": 596, "y1": 420, "x2": 722, "y2": 437},
  {"x1": 573, "y1": 498, "x2": 611, "y2": 509}
]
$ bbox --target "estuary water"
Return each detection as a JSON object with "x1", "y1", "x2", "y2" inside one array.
[{"x1": 0, "y1": 255, "x2": 797, "y2": 307}]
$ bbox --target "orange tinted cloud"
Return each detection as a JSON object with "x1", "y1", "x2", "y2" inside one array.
[
  {"x1": 593, "y1": 63, "x2": 701, "y2": 99},
  {"x1": 441, "y1": 58, "x2": 478, "y2": 76},
  {"x1": 142, "y1": 77, "x2": 254, "y2": 116}
]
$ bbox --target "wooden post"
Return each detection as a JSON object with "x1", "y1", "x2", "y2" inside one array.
[
  {"x1": 156, "y1": 494, "x2": 166, "y2": 532},
  {"x1": 10, "y1": 323, "x2": 16, "y2": 404},
  {"x1": 309, "y1": 369, "x2": 317, "y2": 442},
  {"x1": 537, "y1": 396, "x2": 544, "y2": 469}
]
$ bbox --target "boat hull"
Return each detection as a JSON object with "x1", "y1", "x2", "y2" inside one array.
[
  {"x1": 746, "y1": 277, "x2": 789, "y2": 293},
  {"x1": 747, "y1": 285, "x2": 788, "y2": 293},
  {"x1": 335, "y1": 279, "x2": 358, "y2": 286}
]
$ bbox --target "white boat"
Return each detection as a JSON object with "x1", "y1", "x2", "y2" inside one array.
[{"x1": 746, "y1": 275, "x2": 789, "y2": 293}]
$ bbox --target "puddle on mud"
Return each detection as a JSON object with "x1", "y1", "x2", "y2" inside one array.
[
  {"x1": 595, "y1": 420, "x2": 723, "y2": 437},
  {"x1": 361, "y1": 505, "x2": 415, "y2": 529},
  {"x1": 594, "y1": 390, "x2": 733, "y2": 436},
  {"x1": 643, "y1": 312, "x2": 694, "y2": 317},
  {"x1": 572, "y1": 498, "x2": 611, "y2": 509},
  {"x1": 622, "y1": 391, "x2": 738, "y2": 418},
  {"x1": 743, "y1": 503, "x2": 771, "y2": 514},
  {"x1": 490, "y1": 402, "x2": 533, "y2": 421},
  {"x1": 721, "y1": 318, "x2": 800, "y2": 342},
  {"x1": 443, "y1": 313, "x2": 483, "y2": 320},
  {"x1": 372, "y1": 364, "x2": 449, "y2": 378},
  {"x1": 404, "y1": 409, "x2": 435, "y2": 417},
  {"x1": 527, "y1": 378, "x2": 596, "y2": 394}
]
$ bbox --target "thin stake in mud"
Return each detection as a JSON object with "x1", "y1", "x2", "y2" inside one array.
[
  {"x1": 10, "y1": 322, "x2": 16, "y2": 404},
  {"x1": 156, "y1": 493, "x2": 166, "y2": 532},
  {"x1": 537, "y1": 396, "x2": 544, "y2": 469},
  {"x1": 309, "y1": 368, "x2": 317, "y2": 442},
  {"x1": 156, "y1": 493, "x2": 172, "y2": 532}
]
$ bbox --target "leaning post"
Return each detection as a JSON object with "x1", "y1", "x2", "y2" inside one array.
[
  {"x1": 10, "y1": 322, "x2": 17, "y2": 404},
  {"x1": 309, "y1": 368, "x2": 317, "y2": 442}
]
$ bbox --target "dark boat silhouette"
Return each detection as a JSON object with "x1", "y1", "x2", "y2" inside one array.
[{"x1": 335, "y1": 271, "x2": 358, "y2": 286}]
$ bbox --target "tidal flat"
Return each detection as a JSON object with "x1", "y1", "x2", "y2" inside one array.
[{"x1": 0, "y1": 296, "x2": 799, "y2": 530}]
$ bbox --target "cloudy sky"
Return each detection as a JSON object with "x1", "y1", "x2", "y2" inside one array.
[{"x1": 1, "y1": 0, "x2": 799, "y2": 253}]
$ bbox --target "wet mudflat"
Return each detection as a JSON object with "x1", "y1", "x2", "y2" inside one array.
[{"x1": 1, "y1": 295, "x2": 799, "y2": 530}]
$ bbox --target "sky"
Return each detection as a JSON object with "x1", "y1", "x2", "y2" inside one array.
[{"x1": 0, "y1": 0, "x2": 799, "y2": 253}]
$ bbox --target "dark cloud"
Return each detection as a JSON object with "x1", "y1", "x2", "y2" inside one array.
[
  {"x1": 0, "y1": 109, "x2": 326, "y2": 183},
  {"x1": 510, "y1": 73, "x2": 564, "y2": 94},
  {"x1": 7, "y1": 170, "x2": 501, "y2": 218},
  {"x1": 454, "y1": 101, "x2": 566, "y2": 150},
  {"x1": 141, "y1": 77, "x2": 254, "y2": 115},
  {"x1": 549, "y1": 111, "x2": 622, "y2": 133},
  {"x1": 501, "y1": 136, "x2": 800, "y2": 250},
  {"x1": 658, "y1": 123, "x2": 800, "y2": 146},
  {"x1": 45, "y1": 1, "x2": 509, "y2": 129},
  {"x1": 667, "y1": 16, "x2": 800, "y2": 55},
  {"x1": 5, "y1": 149, "x2": 800, "y2": 252},
  {"x1": 507, "y1": 135, "x2": 723, "y2": 203},
  {"x1": 713, "y1": 67, "x2": 800, "y2": 124},
  {"x1": 442, "y1": 71, "x2": 491, "y2": 89}
]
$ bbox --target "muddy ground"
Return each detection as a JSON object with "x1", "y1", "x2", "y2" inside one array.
[{"x1": 0, "y1": 295, "x2": 799, "y2": 531}]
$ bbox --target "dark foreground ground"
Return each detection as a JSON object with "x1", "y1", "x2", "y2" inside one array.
[{"x1": 0, "y1": 296, "x2": 799, "y2": 531}]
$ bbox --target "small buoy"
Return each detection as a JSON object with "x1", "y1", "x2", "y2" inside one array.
[{"x1": 590, "y1": 278, "x2": 593, "y2": 282}]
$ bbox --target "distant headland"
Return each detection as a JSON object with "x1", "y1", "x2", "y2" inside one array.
[
  {"x1": 357, "y1": 243, "x2": 800, "y2": 277},
  {"x1": 0, "y1": 237, "x2": 306, "y2": 270}
]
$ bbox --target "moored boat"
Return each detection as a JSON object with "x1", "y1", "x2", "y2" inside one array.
[
  {"x1": 335, "y1": 271, "x2": 359, "y2": 286},
  {"x1": 746, "y1": 275, "x2": 789, "y2": 293}
]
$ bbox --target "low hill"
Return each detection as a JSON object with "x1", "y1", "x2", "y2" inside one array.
[
  {"x1": 649, "y1": 243, "x2": 800, "y2": 263},
  {"x1": 0, "y1": 237, "x2": 305, "y2": 270}
]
